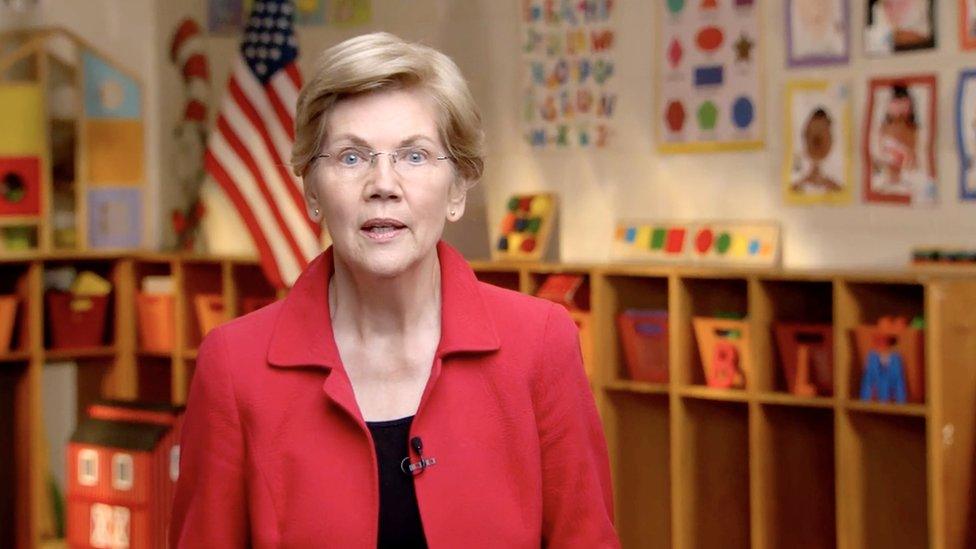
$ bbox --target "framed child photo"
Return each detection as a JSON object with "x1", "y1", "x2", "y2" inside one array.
[
  {"x1": 783, "y1": 80, "x2": 853, "y2": 205},
  {"x1": 786, "y1": 0, "x2": 850, "y2": 67},
  {"x1": 962, "y1": 0, "x2": 976, "y2": 49},
  {"x1": 956, "y1": 70, "x2": 976, "y2": 199},
  {"x1": 863, "y1": 75, "x2": 938, "y2": 205},
  {"x1": 864, "y1": 0, "x2": 936, "y2": 55}
]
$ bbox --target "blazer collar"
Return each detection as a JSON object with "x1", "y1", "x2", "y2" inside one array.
[{"x1": 267, "y1": 240, "x2": 501, "y2": 370}]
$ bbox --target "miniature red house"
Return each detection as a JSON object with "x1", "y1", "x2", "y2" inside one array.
[{"x1": 66, "y1": 400, "x2": 184, "y2": 549}]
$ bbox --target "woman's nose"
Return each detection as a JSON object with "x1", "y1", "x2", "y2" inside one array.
[{"x1": 362, "y1": 154, "x2": 402, "y2": 200}]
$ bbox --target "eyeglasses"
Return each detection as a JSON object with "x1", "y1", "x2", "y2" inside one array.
[{"x1": 312, "y1": 146, "x2": 452, "y2": 182}]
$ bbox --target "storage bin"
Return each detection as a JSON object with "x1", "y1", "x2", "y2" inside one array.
[
  {"x1": 693, "y1": 317, "x2": 751, "y2": 389},
  {"x1": 854, "y1": 318, "x2": 924, "y2": 403},
  {"x1": 47, "y1": 291, "x2": 109, "y2": 349},
  {"x1": 193, "y1": 293, "x2": 226, "y2": 338},
  {"x1": 0, "y1": 295, "x2": 18, "y2": 352},
  {"x1": 616, "y1": 309, "x2": 669, "y2": 383},
  {"x1": 773, "y1": 323, "x2": 833, "y2": 396},
  {"x1": 136, "y1": 292, "x2": 175, "y2": 352}
]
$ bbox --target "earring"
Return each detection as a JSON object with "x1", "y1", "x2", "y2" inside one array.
[
  {"x1": 450, "y1": 209, "x2": 455, "y2": 217},
  {"x1": 314, "y1": 208, "x2": 320, "y2": 216}
]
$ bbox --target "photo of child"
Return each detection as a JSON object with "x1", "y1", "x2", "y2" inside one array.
[{"x1": 865, "y1": 0, "x2": 935, "y2": 55}]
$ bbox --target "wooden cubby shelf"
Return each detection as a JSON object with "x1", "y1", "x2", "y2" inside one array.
[{"x1": 4, "y1": 254, "x2": 975, "y2": 548}]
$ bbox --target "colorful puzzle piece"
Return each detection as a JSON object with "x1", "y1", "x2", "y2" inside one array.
[{"x1": 493, "y1": 193, "x2": 556, "y2": 261}]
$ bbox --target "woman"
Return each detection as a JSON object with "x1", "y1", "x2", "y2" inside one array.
[{"x1": 171, "y1": 32, "x2": 618, "y2": 548}]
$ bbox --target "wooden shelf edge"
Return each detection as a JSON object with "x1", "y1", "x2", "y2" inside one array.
[
  {"x1": 0, "y1": 350, "x2": 32, "y2": 363},
  {"x1": 603, "y1": 379, "x2": 670, "y2": 395},
  {"x1": 843, "y1": 399, "x2": 928, "y2": 417},
  {"x1": 754, "y1": 392, "x2": 837, "y2": 409},
  {"x1": 43, "y1": 346, "x2": 116, "y2": 361},
  {"x1": 676, "y1": 385, "x2": 750, "y2": 403}
]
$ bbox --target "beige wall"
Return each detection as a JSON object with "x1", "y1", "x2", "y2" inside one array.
[{"x1": 4, "y1": 0, "x2": 975, "y2": 267}]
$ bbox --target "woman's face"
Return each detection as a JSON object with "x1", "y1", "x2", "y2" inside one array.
[{"x1": 304, "y1": 87, "x2": 465, "y2": 278}]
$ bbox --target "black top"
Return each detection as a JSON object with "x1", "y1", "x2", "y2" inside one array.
[{"x1": 366, "y1": 415, "x2": 428, "y2": 549}]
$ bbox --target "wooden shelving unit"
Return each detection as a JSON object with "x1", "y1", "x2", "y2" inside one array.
[{"x1": 4, "y1": 254, "x2": 976, "y2": 548}]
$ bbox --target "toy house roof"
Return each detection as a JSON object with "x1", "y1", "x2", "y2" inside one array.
[{"x1": 70, "y1": 418, "x2": 170, "y2": 452}]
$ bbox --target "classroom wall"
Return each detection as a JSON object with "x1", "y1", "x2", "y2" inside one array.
[{"x1": 4, "y1": 0, "x2": 975, "y2": 268}]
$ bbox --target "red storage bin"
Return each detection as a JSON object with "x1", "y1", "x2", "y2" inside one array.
[
  {"x1": 46, "y1": 291, "x2": 109, "y2": 349},
  {"x1": 617, "y1": 310, "x2": 669, "y2": 383}
]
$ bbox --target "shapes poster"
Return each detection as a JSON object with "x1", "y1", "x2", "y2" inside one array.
[
  {"x1": 956, "y1": 70, "x2": 976, "y2": 200},
  {"x1": 783, "y1": 80, "x2": 853, "y2": 205},
  {"x1": 657, "y1": 0, "x2": 763, "y2": 153},
  {"x1": 786, "y1": 0, "x2": 849, "y2": 67},
  {"x1": 962, "y1": 0, "x2": 976, "y2": 50},
  {"x1": 863, "y1": 75, "x2": 937, "y2": 205},
  {"x1": 865, "y1": 0, "x2": 935, "y2": 55},
  {"x1": 612, "y1": 220, "x2": 780, "y2": 267},
  {"x1": 521, "y1": 0, "x2": 617, "y2": 149},
  {"x1": 88, "y1": 188, "x2": 142, "y2": 248},
  {"x1": 83, "y1": 51, "x2": 142, "y2": 119}
]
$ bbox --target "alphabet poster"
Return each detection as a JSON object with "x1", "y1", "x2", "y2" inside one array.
[
  {"x1": 783, "y1": 80, "x2": 852, "y2": 205},
  {"x1": 657, "y1": 0, "x2": 764, "y2": 153},
  {"x1": 865, "y1": 0, "x2": 935, "y2": 55},
  {"x1": 863, "y1": 75, "x2": 937, "y2": 205},
  {"x1": 956, "y1": 70, "x2": 976, "y2": 200},
  {"x1": 786, "y1": 0, "x2": 849, "y2": 67},
  {"x1": 521, "y1": 0, "x2": 617, "y2": 149}
]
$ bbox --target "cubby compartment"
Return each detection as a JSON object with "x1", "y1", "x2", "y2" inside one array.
[
  {"x1": 675, "y1": 397, "x2": 750, "y2": 549},
  {"x1": 752, "y1": 278, "x2": 834, "y2": 396},
  {"x1": 753, "y1": 404, "x2": 836, "y2": 549},
  {"x1": 675, "y1": 276, "x2": 748, "y2": 388},
  {"x1": 182, "y1": 260, "x2": 224, "y2": 350},
  {"x1": 470, "y1": 265, "x2": 521, "y2": 292},
  {"x1": 137, "y1": 355, "x2": 172, "y2": 405},
  {"x1": 134, "y1": 260, "x2": 175, "y2": 354},
  {"x1": 599, "y1": 273, "x2": 669, "y2": 386},
  {"x1": 42, "y1": 259, "x2": 118, "y2": 353},
  {"x1": 233, "y1": 262, "x2": 278, "y2": 317},
  {"x1": 838, "y1": 411, "x2": 927, "y2": 549},
  {"x1": 0, "y1": 261, "x2": 33, "y2": 356},
  {"x1": 835, "y1": 281, "x2": 926, "y2": 406},
  {"x1": 603, "y1": 391, "x2": 670, "y2": 549},
  {"x1": 0, "y1": 360, "x2": 29, "y2": 547}
]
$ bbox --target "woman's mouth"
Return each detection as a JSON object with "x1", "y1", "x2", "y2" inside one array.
[{"x1": 360, "y1": 218, "x2": 406, "y2": 242}]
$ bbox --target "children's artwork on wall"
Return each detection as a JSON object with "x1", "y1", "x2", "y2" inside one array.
[
  {"x1": 863, "y1": 75, "x2": 937, "y2": 205},
  {"x1": 963, "y1": 0, "x2": 976, "y2": 49},
  {"x1": 783, "y1": 80, "x2": 852, "y2": 205},
  {"x1": 492, "y1": 193, "x2": 557, "y2": 261},
  {"x1": 521, "y1": 0, "x2": 617, "y2": 148},
  {"x1": 865, "y1": 0, "x2": 935, "y2": 55},
  {"x1": 657, "y1": 0, "x2": 763, "y2": 153},
  {"x1": 786, "y1": 0, "x2": 849, "y2": 67},
  {"x1": 956, "y1": 70, "x2": 976, "y2": 200},
  {"x1": 88, "y1": 188, "x2": 142, "y2": 248},
  {"x1": 612, "y1": 220, "x2": 780, "y2": 267}
]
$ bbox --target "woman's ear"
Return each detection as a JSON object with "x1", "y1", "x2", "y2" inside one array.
[
  {"x1": 446, "y1": 179, "x2": 470, "y2": 221},
  {"x1": 304, "y1": 180, "x2": 322, "y2": 222}
]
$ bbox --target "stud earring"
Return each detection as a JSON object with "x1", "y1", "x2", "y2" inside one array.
[
  {"x1": 450, "y1": 209, "x2": 455, "y2": 217},
  {"x1": 314, "y1": 208, "x2": 320, "y2": 216}
]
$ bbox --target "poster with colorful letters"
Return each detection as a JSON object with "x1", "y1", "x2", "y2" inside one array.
[
  {"x1": 521, "y1": 0, "x2": 617, "y2": 149},
  {"x1": 865, "y1": 0, "x2": 935, "y2": 55},
  {"x1": 962, "y1": 0, "x2": 976, "y2": 50},
  {"x1": 783, "y1": 80, "x2": 852, "y2": 205},
  {"x1": 863, "y1": 75, "x2": 937, "y2": 205},
  {"x1": 786, "y1": 0, "x2": 849, "y2": 67},
  {"x1": 956, "y1": 70, "x2": 976, "y2": 200},
  {"x1": 657, "y1": 0, "x2": 763, "y2": 153}
]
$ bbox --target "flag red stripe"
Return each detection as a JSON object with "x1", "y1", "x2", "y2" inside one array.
[
  {"x1": 216, "y1": 113, "x2": 306, "y2": 267},
  {"x1": 286, "y1": 64, "x2": 302, "y2": 90},
  {"x1": 228, "y1": 76, "x2": 313, "y2": 232},
  {"x1": 205, "y1": 150, "x2": 285, "y2": 289},
  {"x1": 266, "y1": 82, "x2": 295, "y2": 139}
]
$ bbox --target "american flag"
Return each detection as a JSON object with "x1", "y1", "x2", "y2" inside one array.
[{"x1": 205, "y1": 0, "x2": 320, "y2": 289}]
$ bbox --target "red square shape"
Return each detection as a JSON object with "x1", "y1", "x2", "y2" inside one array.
[
  {"x1": 0, "y1": 156, "x2": 42, "y2": 216},
  {"x1": 665, "y1": 228, "x2": 686, "y2": 253}
]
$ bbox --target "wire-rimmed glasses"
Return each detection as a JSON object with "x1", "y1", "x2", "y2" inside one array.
[{"x1": 312, "y1": 146, "x2": 452, "y2": 182}]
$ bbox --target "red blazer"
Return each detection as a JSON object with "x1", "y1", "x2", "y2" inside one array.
[{"x1": 170, "y1": 241, "x2": 619, "y2": 548}]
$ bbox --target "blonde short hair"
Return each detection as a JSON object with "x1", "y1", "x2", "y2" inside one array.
[{"x1": 291, "y1": 32, "x2": 485, "y2": 184}]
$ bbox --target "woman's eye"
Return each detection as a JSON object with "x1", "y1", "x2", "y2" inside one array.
[
  {"x1": 404, "y1": 149, "x2": 428, "y2": 164},
  {"x1": 339, "y1": 151, "x2": 362, "y2": 165}
]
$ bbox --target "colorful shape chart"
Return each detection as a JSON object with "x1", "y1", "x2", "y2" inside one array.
[
  {"x1": 613, "y1": 221, "x2": 780, "y2": 267},
  {"x1": 493, "y1": 193, "x2": 557, "y2": 261},
  {"x1": 657, "y1": 0, "x2": 763, "y2": 152}
]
